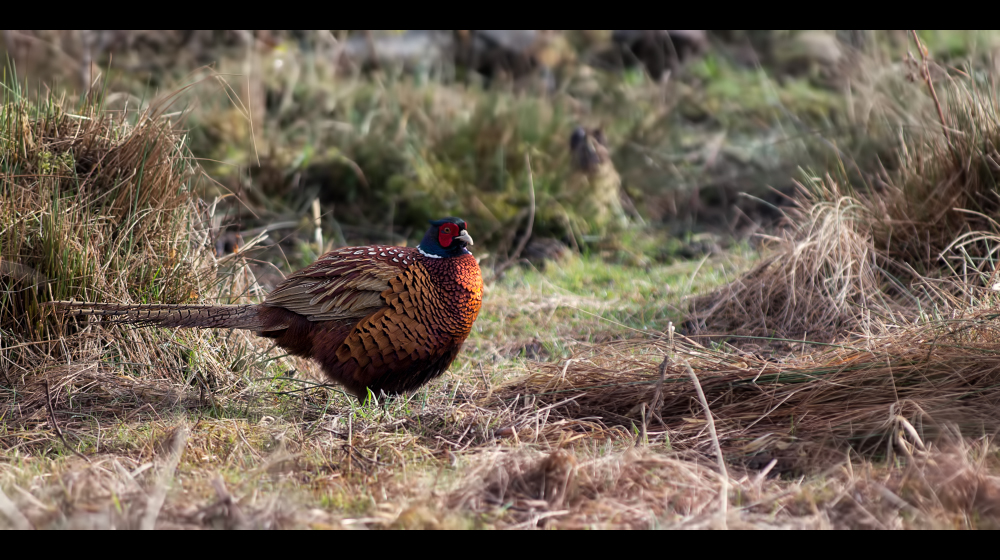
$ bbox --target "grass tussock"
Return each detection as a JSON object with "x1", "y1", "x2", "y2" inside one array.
[
  {"x1": 692, "y1": 67, "x2": 1000, "y2": 341},
  {"x1": 494, "y1": 314, "x2": 1000, "y2": 471},
  {"x1": 1, "y1": 83, "x2": 200, "y2": 338},
  {"x1": 869, "y1": 76, "x2": 1000, "y2": 277},
  {"x1": 690, "y1": 182, "x2": 882, "y2": 341},
  {"x1": 0, "y1": 78, "x2": 282, "y2": 433}
]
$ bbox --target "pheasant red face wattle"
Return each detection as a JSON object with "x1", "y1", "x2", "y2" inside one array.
[{"x1": 438, "y1": 223, "x2": 457, "y2": 247}]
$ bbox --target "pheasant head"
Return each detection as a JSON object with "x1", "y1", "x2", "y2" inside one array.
[
  {"x1": 569, "y1": 127, "x2": 610, "y2": 175},
  {"x1": 417, "y1": 217, "x2": 474, "y2": 258}
]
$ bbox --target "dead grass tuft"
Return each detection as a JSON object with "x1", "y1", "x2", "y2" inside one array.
[
  {"x1": 690, "y1": 181, "x2": 883, "y2": 342},
  {"x1": 869, "y1": 76, "x2": 1000, "y2": 277},
  {"x1": 690, "y1": 68, "x2": 1000, "y2": 343},
  {"x1": 0, "y1": 76, "x2": 291, "y2": 455},
  {"x1": 494, "y1": 316, "x2": 1000, "y2": 471}
]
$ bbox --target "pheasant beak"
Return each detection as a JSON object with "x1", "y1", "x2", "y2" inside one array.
[{"x1": 456, "y1": 230, "x2": 474, "y2": 246}]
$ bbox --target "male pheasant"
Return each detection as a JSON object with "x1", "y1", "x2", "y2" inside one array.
[{"x1": 52, "y1": 218, "x2": 483, "y2": 399}]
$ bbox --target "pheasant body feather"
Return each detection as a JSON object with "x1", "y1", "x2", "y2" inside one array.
[
  {"x1": 52, "y1": 218, "x2": 483, "y2": 399},
  {"x1": 263, "y1": 245, "x2": 482, "y2": 395}
]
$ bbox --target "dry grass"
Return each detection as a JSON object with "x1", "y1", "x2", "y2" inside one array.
[
  {"x1": 0, "y1": 76, "x2": 308, "y2": 529},
  {"x1": 5, "y1": 384, "x2": 1000, "y2": 529},
  {"x1": 690, "y1": 181, "x2": 884, "y2": 342},
  {"x1": 493, "y1": 314, "x2": 1000, "y2": 467},
  {"x1": 431, "y1": 434, "x2": 1000, "y2": 529},
  {"x1": 692, "y1": 64, "x2": 1000, "y2": 343},
  {"x1": 869, "y1": 74, "x2": 1000, "y2": 276},
  {"x1": 9, "y1": 37, "x2": 1000, "y2": 530}
]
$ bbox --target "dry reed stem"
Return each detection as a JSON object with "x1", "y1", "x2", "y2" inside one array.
[
  {"x1": 140, "y1": 424, "x2": 190, "y2": 530},
  {"x1": 909, "y1": 30, "x2": 951, "y2": 146},
  {"x1": 682, "y1": 358, "x2": 728, "y2": 528}
]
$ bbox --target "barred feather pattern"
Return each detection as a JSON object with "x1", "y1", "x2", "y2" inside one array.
[
  {"x1": 262, "y1": 245, "x2": 484, "y2": 396},
  {"x1": 51, "y1": 302, "x2": 273, "y2": 330}
]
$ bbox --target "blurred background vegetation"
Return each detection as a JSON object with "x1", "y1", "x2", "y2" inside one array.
[{"x1": 4, "y1": 30, "x2": 999, "y2": 279}]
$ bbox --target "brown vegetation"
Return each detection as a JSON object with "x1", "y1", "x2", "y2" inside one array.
[{"x1": 6, "y1": 31, "x2": 1000, "y2": 530}]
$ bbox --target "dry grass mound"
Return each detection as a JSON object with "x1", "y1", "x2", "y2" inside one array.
[
  {"x1": 690, "y1": 183, "x2": 883, "y2": 342},
  {"x1": 494, "y1": 313, "x2": 1000, "y2": 471},
  {"x1": 691, "y1": 68, "x2": 1000, "y2": 342},
  {"x1": 0, "y1": 80, "x2": 275, "y2": 436}
]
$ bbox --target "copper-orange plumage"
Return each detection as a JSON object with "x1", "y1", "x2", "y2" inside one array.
[{"x1": 52, "y1": 217, "x2": 484, "y2": 399}]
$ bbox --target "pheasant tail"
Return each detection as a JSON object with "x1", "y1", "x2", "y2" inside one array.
[{"x1": 49, "y1": 301, "x2": 280, "y2": 330}]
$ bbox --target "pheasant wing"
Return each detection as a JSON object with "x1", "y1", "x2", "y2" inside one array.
[{"x1": 264, "y1": 247, "x2": 402, "y2": 321}]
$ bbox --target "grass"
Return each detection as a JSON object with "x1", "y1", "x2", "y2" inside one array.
[
  {"x1": 2, "y1": 31, "x2": 899, "y2": 260},
  {"x1": 692, "y1": 50, "x2": 1000, "y2": 343},
  {"x1": 6, "y1": 31, "x2": 1000, "y2": 530},
  {"x1": 476, "y1": 251, "x2": 746, "y2": 349}
]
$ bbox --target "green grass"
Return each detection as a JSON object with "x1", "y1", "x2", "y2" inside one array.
[{"x1": 467, "y1": 247, "x2": 751, "y2": 359}]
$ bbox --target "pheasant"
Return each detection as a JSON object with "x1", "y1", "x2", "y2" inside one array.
[
  {"x1": 566, "y1": 127, "x2": 628, "y2": 235},
  {"x1": 52, "y1": 218, "x2": 483, "y2": 399}
]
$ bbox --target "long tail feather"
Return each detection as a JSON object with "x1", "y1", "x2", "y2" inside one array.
[{"x1": 49, "y1": 301, "x2": 272, "y2": 330}]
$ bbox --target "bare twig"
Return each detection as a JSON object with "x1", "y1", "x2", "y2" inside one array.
[
  {"x1": 682, "y1": 358, "x2": 729, "y2": 528},
  {"x1": 43, "y1": 379, "x2": 90, "y2": 463}
]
